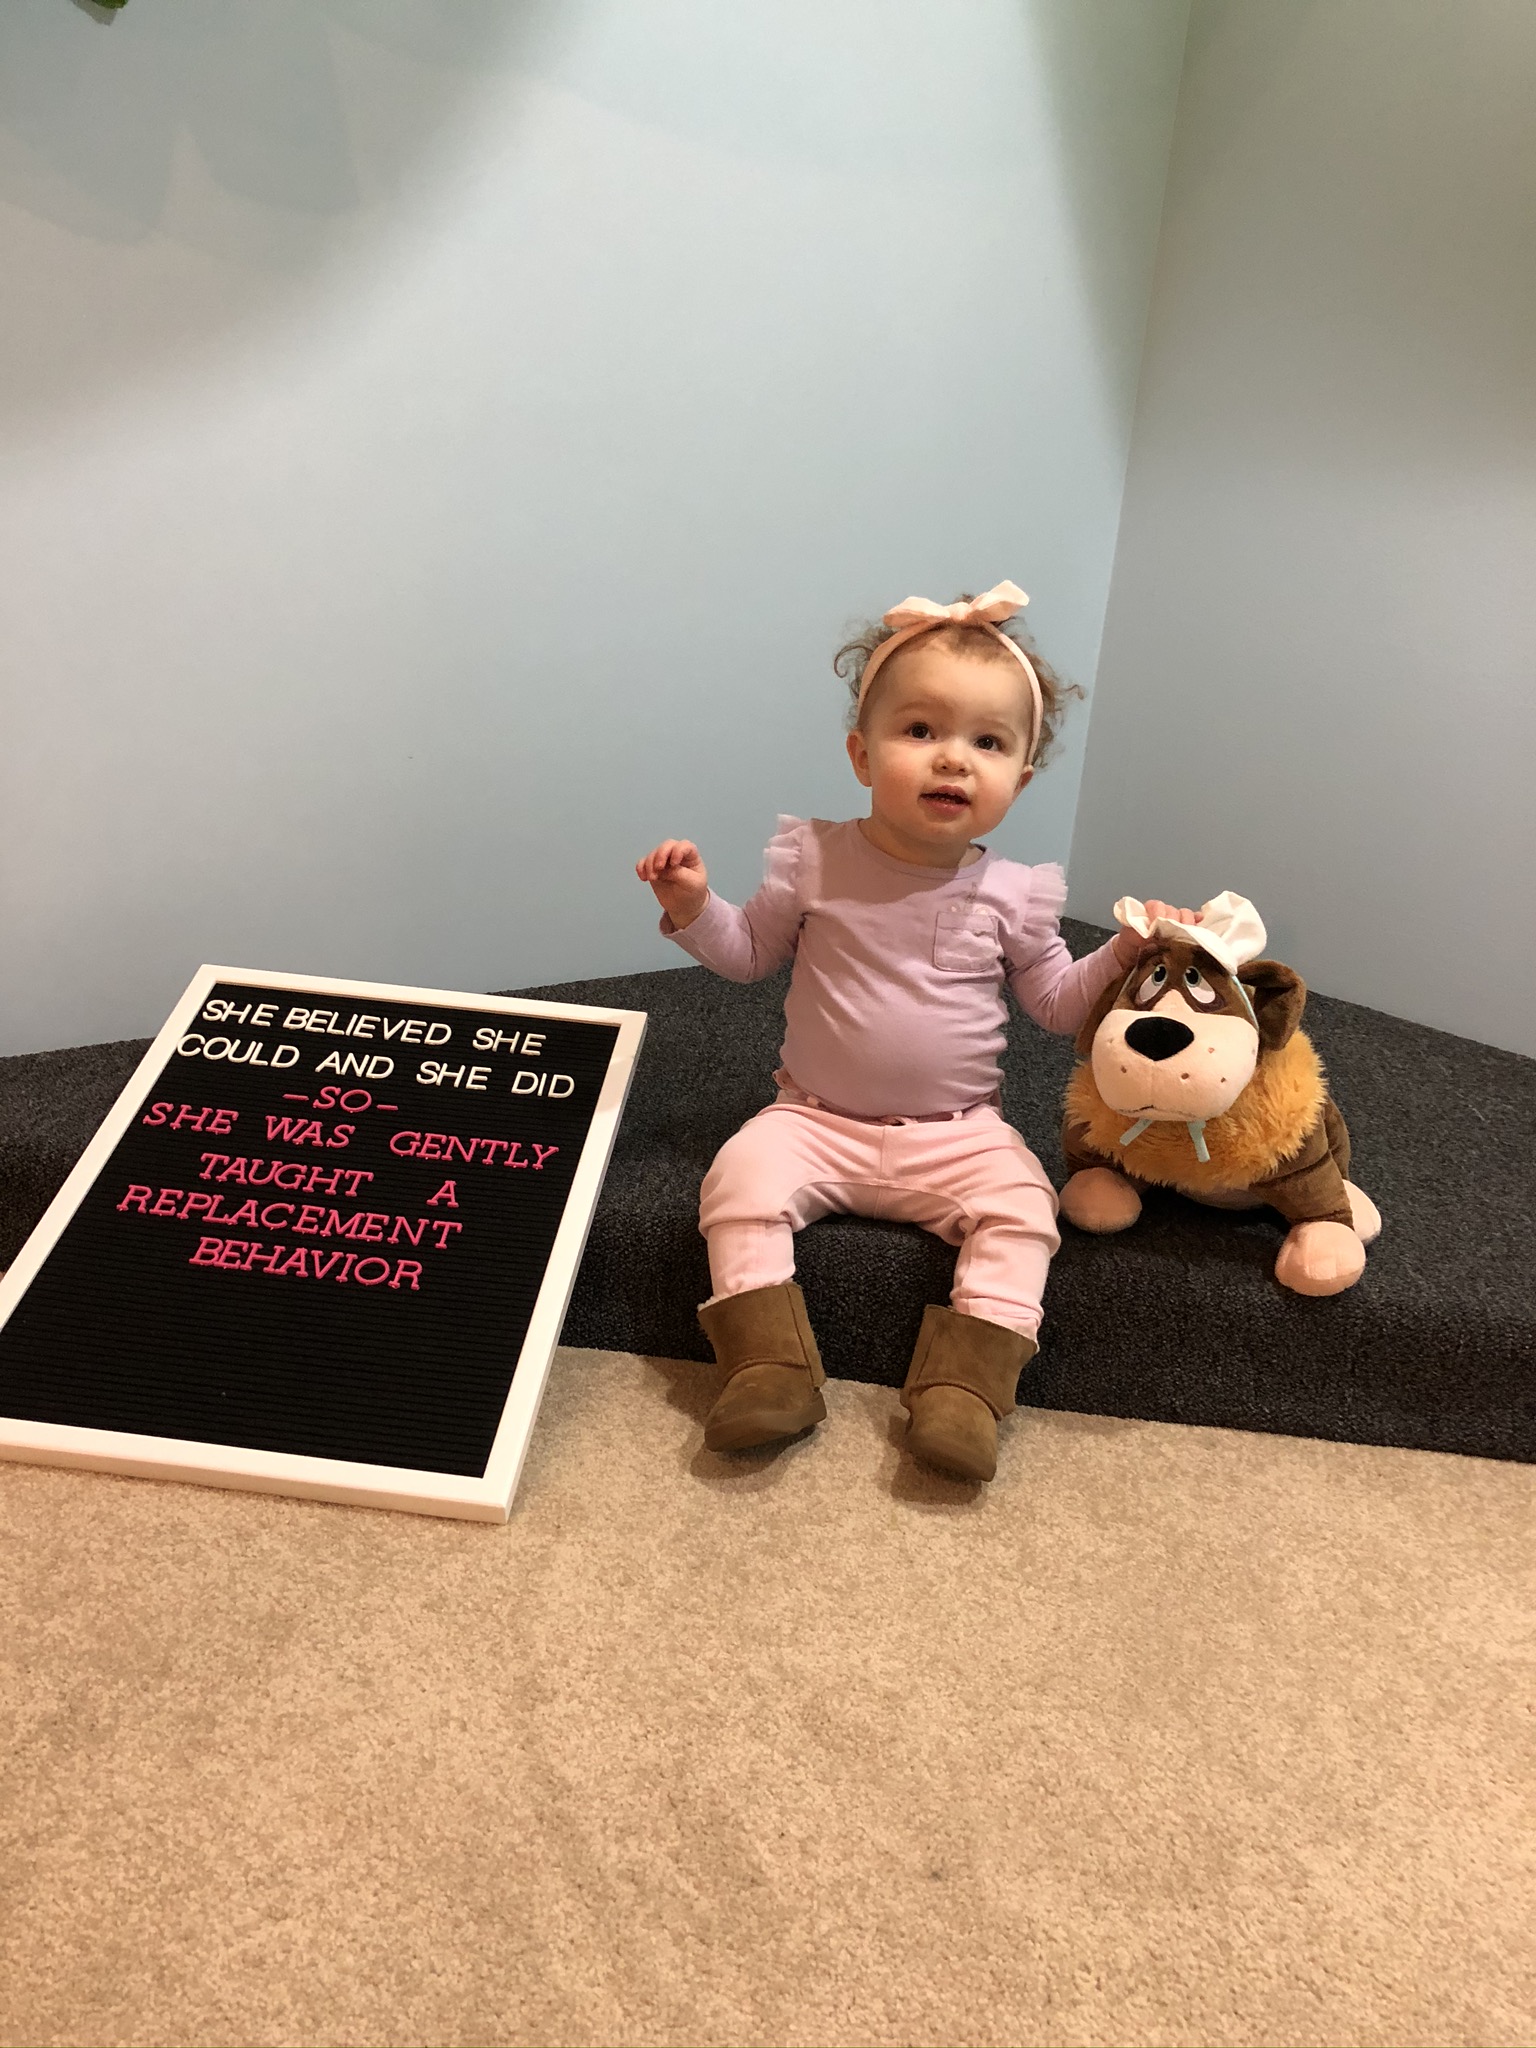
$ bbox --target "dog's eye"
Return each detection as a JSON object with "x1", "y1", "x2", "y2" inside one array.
[
  {"x1": 1137, "y1": 964, "x2": 1168, "y2": 1003},
  {"x1": 1183, "y1": 967, "x2": 1218, "y2": 1006}
]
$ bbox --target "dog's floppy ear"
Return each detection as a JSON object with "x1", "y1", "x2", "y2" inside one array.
[
  {"x1": 1076, "y1": 963, "x2": 1132, "y2": 1056},
  {"x1": 1239, "y1": 959, "x2": 1307, "y2": 1051}
]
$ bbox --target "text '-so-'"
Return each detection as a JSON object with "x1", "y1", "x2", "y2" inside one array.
[{"x1": 120, "y1": 1002, "x2": 582, "y2": 1295}]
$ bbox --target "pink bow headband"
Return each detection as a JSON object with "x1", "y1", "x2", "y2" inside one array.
[{"x1": 855, "y1": 580, "x2": 1044, "y2": 763}]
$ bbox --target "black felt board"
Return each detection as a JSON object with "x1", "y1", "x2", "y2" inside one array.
[{"x1": 0, "y1": 979, "x2": 625, "y2": 1479}]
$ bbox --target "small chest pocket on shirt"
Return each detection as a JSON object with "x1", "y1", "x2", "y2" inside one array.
[{"x1": 933, "y1": 903, "x2": 1000, "y2": 974}]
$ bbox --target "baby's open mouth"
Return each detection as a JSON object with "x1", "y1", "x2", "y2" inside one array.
[{"x1": 920, "y1": 787, "x2": 969, "y2": 814}]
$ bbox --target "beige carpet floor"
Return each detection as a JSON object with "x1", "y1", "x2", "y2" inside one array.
[{"x1": 0, "y1": 1349, "x2": 1531, "y2": 2048}]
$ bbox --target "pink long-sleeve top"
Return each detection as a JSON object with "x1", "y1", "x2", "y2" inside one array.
[{"x1": 662, "y1": 816, "x2": 1126, "y2": 1119}]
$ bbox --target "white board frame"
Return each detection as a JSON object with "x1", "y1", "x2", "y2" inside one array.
[{"x1": 0, "y1": 965, "x2": 646, "y2": 1522}]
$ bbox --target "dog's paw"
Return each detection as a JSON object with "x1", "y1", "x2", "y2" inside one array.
[
  {"x1": 1059, "y1": 1167, "x2": 1143, "y2": 1234},
  {"x1": 1275, "y1": 1219, "x2": 1366, "y2": 1296},
  {"x1": 1343, "y1": 1180, "x2": 1382, "y2": 1244}
]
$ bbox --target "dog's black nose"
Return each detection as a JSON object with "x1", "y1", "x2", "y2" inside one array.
[{"x1": 1125, "y1": 1015, "x2": 1195, "y2": 1062}]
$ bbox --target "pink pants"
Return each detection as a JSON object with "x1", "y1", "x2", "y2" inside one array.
[{"x1": 698, "y1": 1099, "x2": 1060, "y2": 1339}]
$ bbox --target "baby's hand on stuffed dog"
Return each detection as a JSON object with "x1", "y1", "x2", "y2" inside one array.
[{"x1": 1112, "y1": 897, "x2": 1201, "y2": 968}]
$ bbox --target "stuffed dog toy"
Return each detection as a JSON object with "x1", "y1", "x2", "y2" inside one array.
[{"x1": 1059, "y1": 893, "x2": 1380, "y2": 1296}]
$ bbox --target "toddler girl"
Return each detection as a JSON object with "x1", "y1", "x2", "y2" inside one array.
[{"x1": 636, "y1": 583, "x2": 1179, "y2": 1481}]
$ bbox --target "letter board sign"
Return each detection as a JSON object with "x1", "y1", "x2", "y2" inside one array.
[{"x1": 0, "y1": 967, "x2": 646, "y2": 1521}]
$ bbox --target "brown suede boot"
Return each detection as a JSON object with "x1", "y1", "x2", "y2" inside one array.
[
  {"x1": 698, "y1": 1282, "x2": 827, "y2": 1452},
  {"x1": 900, "y1": 1305, "x2": 1035, "y2": 1481}
]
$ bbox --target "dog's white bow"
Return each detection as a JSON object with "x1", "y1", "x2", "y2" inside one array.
[{"x1": 1113, "y1": 891, "x2": 1267, "y2": 975}]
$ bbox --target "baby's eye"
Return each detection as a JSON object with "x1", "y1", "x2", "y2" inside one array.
[
  {"x1": 974, "y1": 735, "x2": 1001, "y2": 752},
  {"x1": 905, "y1": 722, "x2": 932, "y2": 739}
]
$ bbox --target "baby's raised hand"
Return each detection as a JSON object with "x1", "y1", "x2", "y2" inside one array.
[{"x1": 635, "y1": 839, "x2": 710, "y2": 929}]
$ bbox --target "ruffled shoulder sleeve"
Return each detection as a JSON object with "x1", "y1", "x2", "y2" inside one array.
[
  {"x1": 987, "y1": 859, "x2": 1068, "y2": 968},
  {"x1": 661, "y1": 816, "x2": 812, "y2": 983},
  {"x1": 999, "y1": 861, "x2": 1127, "y2": 1037},
  {"x1": 762, "y1": 814, "x2": 811, "y2": 903}
]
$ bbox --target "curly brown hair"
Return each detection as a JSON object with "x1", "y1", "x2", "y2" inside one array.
[{"x1": 833, "y1": 598, "x2": 1081, "y2": 765}]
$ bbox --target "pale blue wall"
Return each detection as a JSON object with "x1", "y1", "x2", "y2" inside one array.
[
  {"x1": 1070, "y1": 0, "x2": 1536, "y2": 1056},
  {"x1": 0, "y1": 0, "x2": 1190, "y2": 1055}
]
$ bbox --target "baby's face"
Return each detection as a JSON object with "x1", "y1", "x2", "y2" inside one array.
[{"x1": 847, "y1": 641, "x2": 1034, "y2": 864}]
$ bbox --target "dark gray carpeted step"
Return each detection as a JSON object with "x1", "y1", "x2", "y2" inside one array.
[{"x1": 3, "y1": 922, "x2": 1532, "y2": 1462}]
